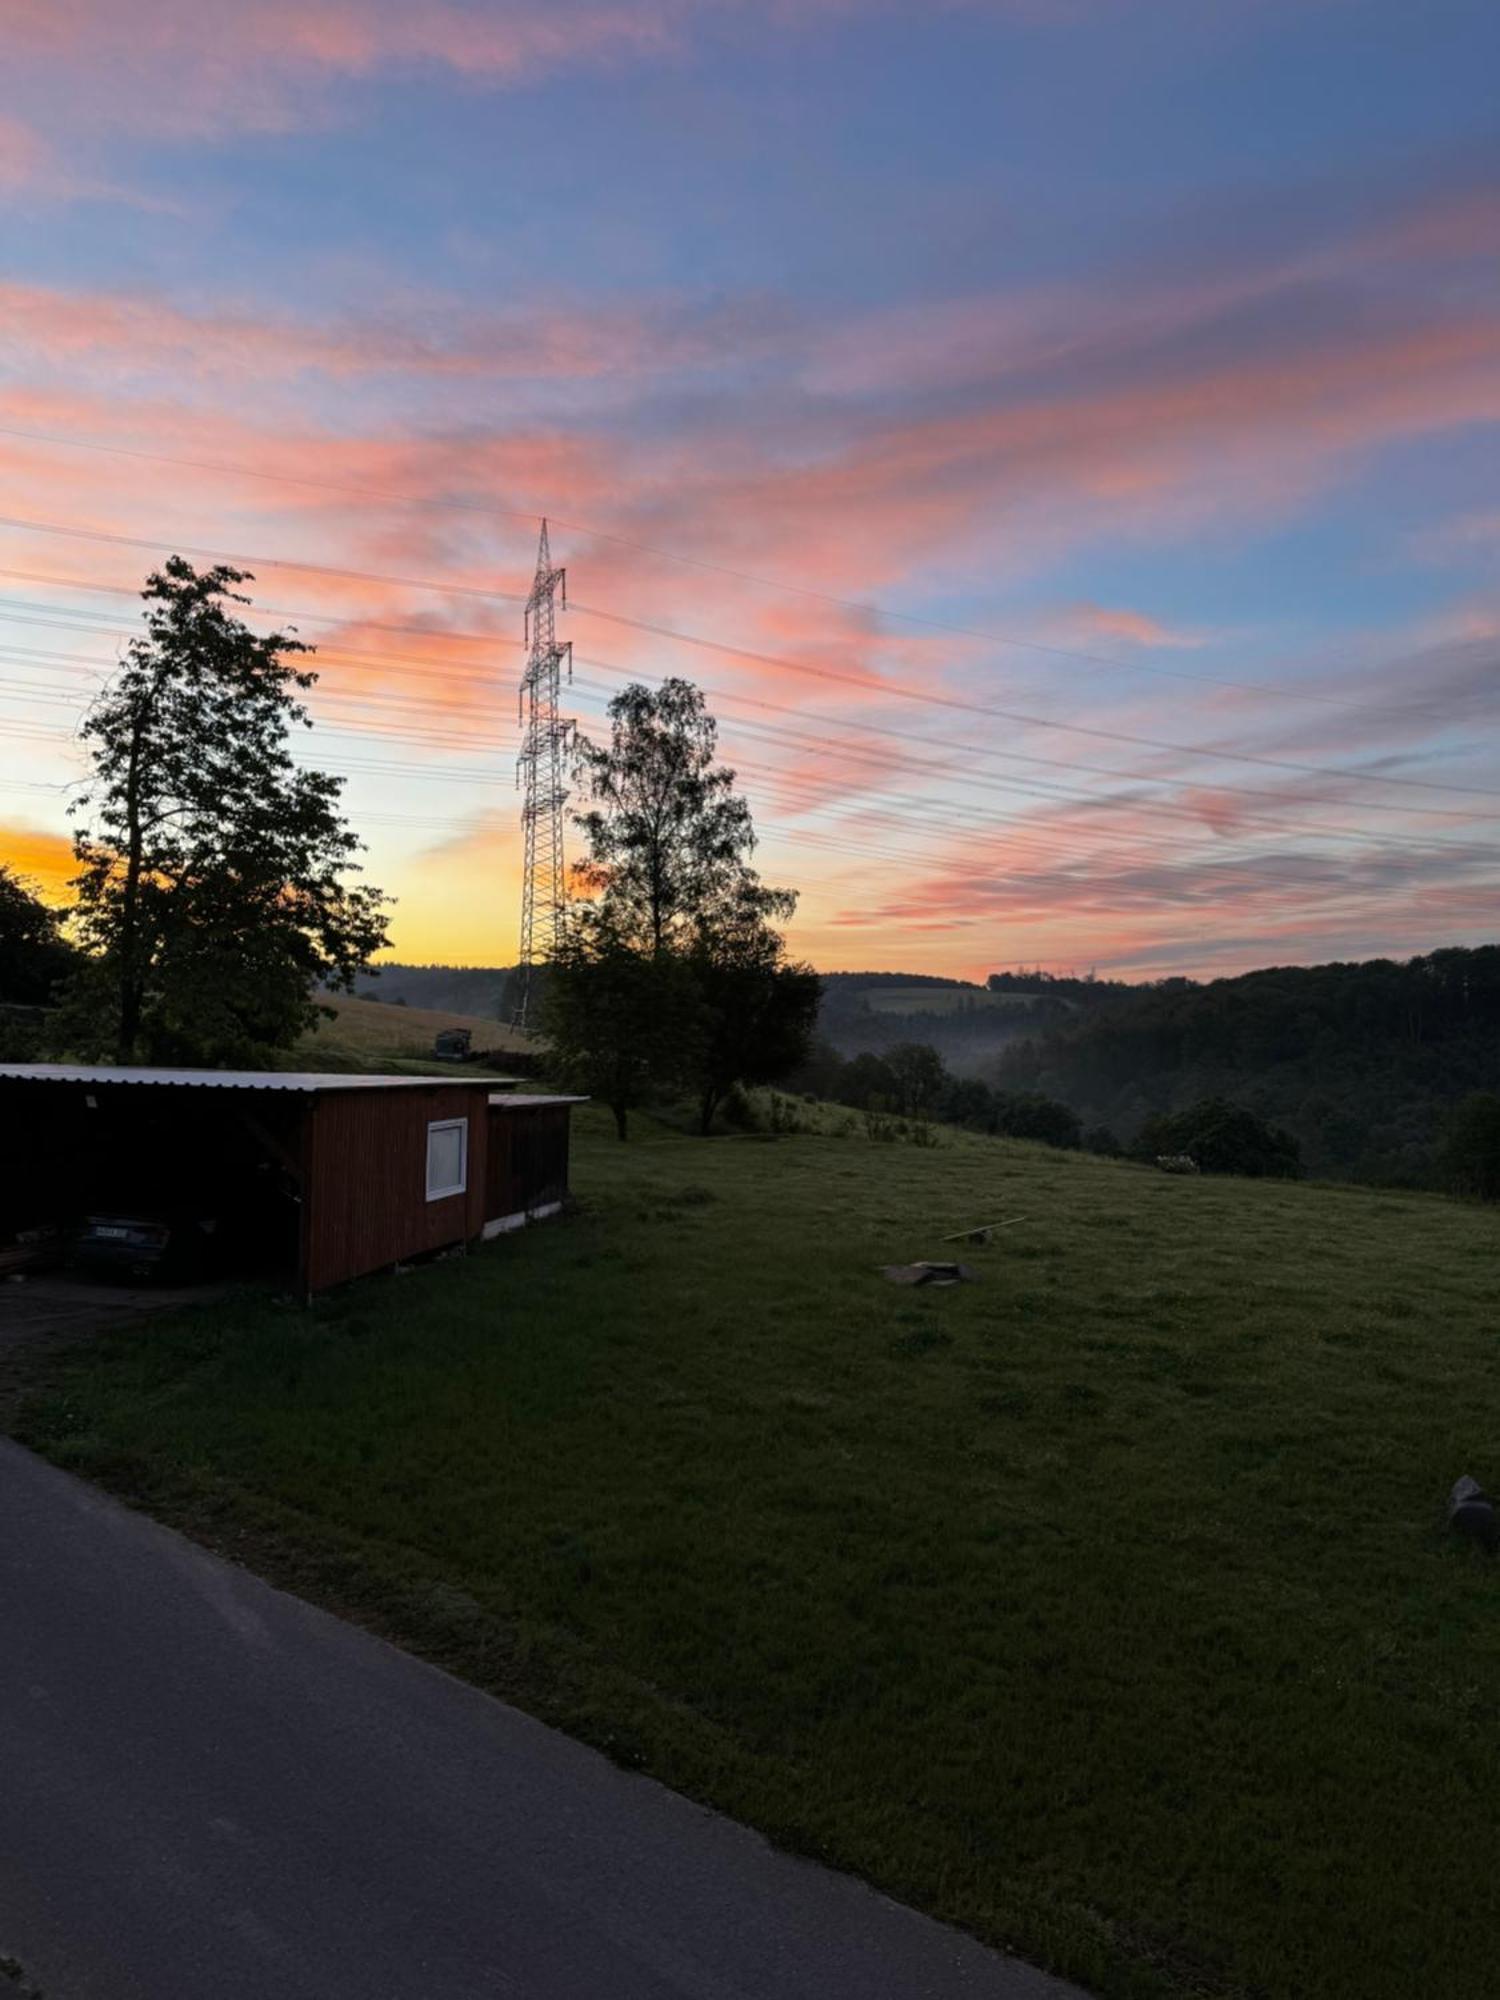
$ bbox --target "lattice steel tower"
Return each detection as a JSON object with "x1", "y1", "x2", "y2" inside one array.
[{"x1": 512, "y1": 520, "x2": 572, "y2": 1030}]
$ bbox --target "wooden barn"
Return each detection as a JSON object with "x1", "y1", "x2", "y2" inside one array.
[{"x1": 0, "y1": 1065, "x2": 583, "y2": 1297}]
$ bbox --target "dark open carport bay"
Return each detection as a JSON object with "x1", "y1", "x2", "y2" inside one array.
[{"x1": 0, "y1": 1439, "x2": 1084, "y2": 2000}]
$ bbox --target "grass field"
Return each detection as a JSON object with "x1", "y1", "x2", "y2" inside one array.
[
  {"x1": 292, "y1": 994, "x2": 533, "y2": 1070},
  {"x1": 12, "y1": 1111, "x2": 1500, "y2": 1999}
]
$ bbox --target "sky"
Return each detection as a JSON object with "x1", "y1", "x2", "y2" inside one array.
[{"x1": 0, "y1": 0, "x2": 1497, "y2": 981}]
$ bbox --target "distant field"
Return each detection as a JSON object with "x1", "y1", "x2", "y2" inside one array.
[
  {"x1": 294, "y1": 994, "x2": 533, "y2": 1069},
  {"x1": 863, "y1": 985, "x2": 1040, "y2": 1015},
  {"x1": 13, "y1": 1112, "x2": 1500, "y2": 1999}
]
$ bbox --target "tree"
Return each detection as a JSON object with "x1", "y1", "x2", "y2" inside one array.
[
  {"x1": 551, "y1": 679, "x2": 818, "y2": 1132},
  {"x1": 68, "y1": 558, "x2": 390, "y2": 1063},
  {"x1": 884, "y1": 1042, "x2": 948, "y2": 1117},
  {"x1": 939, "y1": 1074, "x2": 995, "y2": 1131},
  {"x1": 686, "y1": 882, "x2": 821, "y2": 1133},
  {"x1": 837, "y1": 1051, "x2": 899, "y2": 1110},
  {"x1": 571, "y1": 678, "x2": 761, "y2": 959},
  {"x1": 1133, "y1": 1098, "x2": 1301, "y2": 1178},
  {"x1": 0, "y1": 867, "x2": 73, "y2": 1004},
  {"x1": 783, "y1": 1037, "x2": 849, "y2": 1101},
  {"x1": 990, "y1": 1090, "x2": 1082, "y2": 1149},
  {"x1": 1444, "y1": 1093, "x2": 1500, "y2": 1202},
  {"x1": 541, "y1": 911, "x2": 698, "y2": 1140}
]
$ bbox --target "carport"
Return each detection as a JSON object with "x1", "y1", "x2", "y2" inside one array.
[{"x1": 0, "y1": 1066, "x2": 579, "y2": 1297}]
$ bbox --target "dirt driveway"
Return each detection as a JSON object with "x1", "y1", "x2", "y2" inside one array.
[
  {"x1": 2, "y1": 1272, "x2": 224, "y2": 1344},
  {"x1": 0, "y1": 1273, "x2": 226, "y2": 1411}
]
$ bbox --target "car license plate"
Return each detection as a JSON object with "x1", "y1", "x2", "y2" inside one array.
[{"x1": 95, "y1": 1226, "x2": 130, "y2": 1240}]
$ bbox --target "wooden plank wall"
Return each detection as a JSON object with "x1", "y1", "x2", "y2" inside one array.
[
  {"x1": 485, "y1": 1103, "x2": 572, "y2": 1222},
  {"x1": 303, "y1": 1084, "x2": 491, "y2": 1293}
]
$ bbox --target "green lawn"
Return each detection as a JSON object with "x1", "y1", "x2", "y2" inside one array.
[{"x1": 14, "y1": 1111, "x2": 1500, "y2": 1999}]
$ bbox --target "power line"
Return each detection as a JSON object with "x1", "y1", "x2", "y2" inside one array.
[
  {"x1": 7, "y1": 634, "x2": 1499, "y2": 869},
  {"x1": 0, "y1": 513, "x2": 529, "y2": 612},
  {"x1": 11, "y1": 660, "x2": 1491, "y2": 909},
  {"x1": 2, "y1": 524, "x2": 1496, "y2": 916},
  {"x1": 566, "y1": 603, "x2": 1500, "y2": 799},
  {"x1": 0, "y1": 528, "x2": 1496, "y2": 816},
  {"x1": 5, "y1": 592, "x2": 1491, "y2": 823},
  {"x1": 0, "y1": 418, "x2": 1487, "y2": 718},
  {"x1": 8, "y1": 706, "x2": 1493, "y2": 910},
  {"x1": 1, "y1": 513, "x2": 1495, "y2": 799}
]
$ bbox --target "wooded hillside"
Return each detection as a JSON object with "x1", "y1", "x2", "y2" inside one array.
[{"x1": 995, "y1": 945, "x2": 1500, "y2": 1185}]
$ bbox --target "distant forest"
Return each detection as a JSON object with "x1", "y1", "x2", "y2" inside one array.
[
  {"x1": 993, "y1": 947, "x2": 1500, "y2": 1187},
  {"x1": 357, "y1": 963, "x2": 517, "y2": 1017},
  {"x1": 814, "y1": 969, "x2": 1121, "y2": 1070},
  {"x1": 358, "y1": 949, "x2": 1500, "y2": 1190}
]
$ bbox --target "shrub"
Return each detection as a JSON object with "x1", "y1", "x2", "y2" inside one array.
[
  {"x1": 1443, "y1": 1093, "x2": 1500, "y2": 1201},
  {"x1": 1133, "y1": 1098, "x2": 1301, "y2": 1179},
  {"x1": 990, "y1": 1091, "x2": 1083, "y2": 1149},
  {"x1": 721, "y1": 1082, "x2": 758, "y2": 1129}
]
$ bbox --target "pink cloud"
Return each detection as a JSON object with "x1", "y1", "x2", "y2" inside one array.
[
  {"x1": 0, "y1": 114, "x2": 48, "y2": 191},
  {"x1": 1, "y1": 0, "x2": 935, "y2": 140},
  {"x1": 0, "y1": 279, "x2": 791, "y2": 390},
  {"x1": 0, "y1": 1, "x2": 670, "y2": 133},
  {"x1": 1062, "y1": 603, "x2": 1207, "y2": 649}
]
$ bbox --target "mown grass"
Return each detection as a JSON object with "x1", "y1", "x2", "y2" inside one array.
[
  {"x1": 13, "y1": 1112, "x2": 1500, "y2": 1999},
  {"x1": 292, "y1": 994, "x2": 532, "y2": 1070}
]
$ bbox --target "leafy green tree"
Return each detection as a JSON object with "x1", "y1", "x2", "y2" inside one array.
[
  {"x1": 0, "y1": 866, "x2": 73, "y2": 1005},
  {"x1": 990, "y1": 1090, "x2": 1083, "y2": 1149},
  {"x1": 571, "y1": 678, "x2": 761, "y2": 959},
  {"x1": 68, "y1": 558, "x2": 391, "y2": 1064},
  {"x1": 552, "y1": 679, "x2": 817, "y2": 1133},
  {"x1": 687, "y1": 882, "x2": 821, "y2": 1133},
  {"x1": 1134, "y1": 1098, "x2": 1300, "y2": 1178},
  {"x1": 884, "y1": 1042, "x2": 948, "y2": 1117},
  {"x1": 1444, "y1": 1093, "x2": 1500, "y2": 1202},
  {"x1": 541, "y1": 911, "x2": 698, "y2": 1140},
  {"x1": 830, "y1": 1050, "x2": 898, "y2": 1111},
  {"x1": 938, "y1": 1074, "x2": 995, "y2": 1130},
  {"x1": 783, "y1": 1037, "x2": 849, "y2": 1100}
]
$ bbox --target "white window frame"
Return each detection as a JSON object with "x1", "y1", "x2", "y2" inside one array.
[{"x1": 425, "y1": 1117, "x2": 469, "y2": 1202}]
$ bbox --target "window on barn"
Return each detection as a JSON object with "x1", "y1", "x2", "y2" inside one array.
[{"x1": 426, "y1": 1118, "x2": 468, "y2": 1201}]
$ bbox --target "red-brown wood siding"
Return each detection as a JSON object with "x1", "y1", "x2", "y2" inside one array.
[
  {"x1": 485, "y1": 1103, "x2": 572, "y2": 1222},
  {"x1": 302, "y1": 1084, "x2": 490, "y2": 1293}
]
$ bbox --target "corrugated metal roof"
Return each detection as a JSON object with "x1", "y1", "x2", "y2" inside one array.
[
  {"x1": 488, "y1": 1093, "x2": 589, "y2": 1108},
  {"x1": 0, "y1": 1064, "x2": 496, "y2": 1093}
]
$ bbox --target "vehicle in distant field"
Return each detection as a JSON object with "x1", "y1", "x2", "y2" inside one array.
[
  {"x1": 433, "y1": 1028, "x2": 473, "y2": 1061},
  {"x1": 73, "y1": 1212, "x2": 223, "y2": 1284}
]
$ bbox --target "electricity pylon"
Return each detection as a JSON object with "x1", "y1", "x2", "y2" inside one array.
[{"x1": 512, "y1": 520, "x2": 572, "y2": 1031}]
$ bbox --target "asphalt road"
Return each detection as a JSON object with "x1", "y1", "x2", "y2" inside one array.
[{"x1": 0, "y1": 1440, "x2": 1089, "y2": 2000}]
